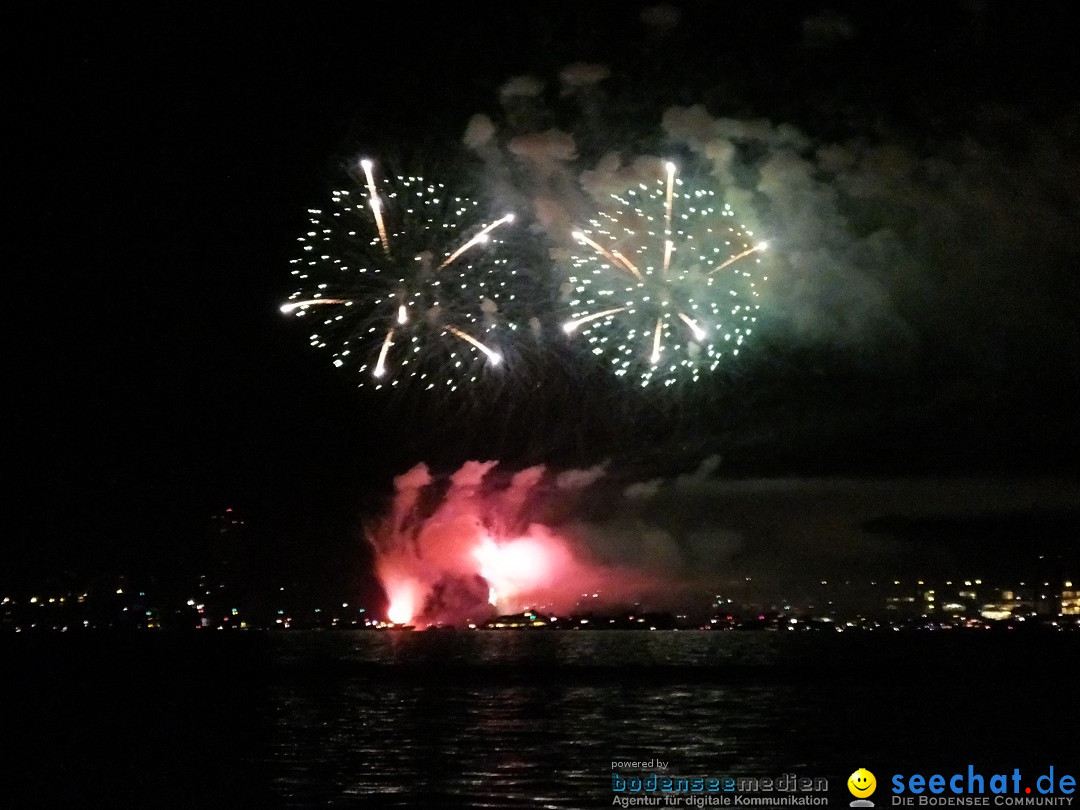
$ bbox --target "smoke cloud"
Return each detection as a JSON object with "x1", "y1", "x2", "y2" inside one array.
[
  {"x1": 366, "y1": 459, "x2": 717, "y2": 625},
  {"x1": 461, "y1": 25, "x2": 1079, "y2": 367},
  {"x1": 367, "y1": 458, "x2": 1079, "y2": 625}
]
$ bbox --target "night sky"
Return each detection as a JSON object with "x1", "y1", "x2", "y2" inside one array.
[{"x1": 10, "y1": 2, "x2": 1078, "y2": 592}]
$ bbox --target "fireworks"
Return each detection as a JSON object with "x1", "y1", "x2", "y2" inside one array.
[
  {"x1": 281, "y1": 159, "x2": 520, "y2": 392},
  {"x1": 282, "y1": 156, "x2": 772, "y2": 396},
  {"x1": 563, "y1": 161, "x2": 769, "y2": 386}
]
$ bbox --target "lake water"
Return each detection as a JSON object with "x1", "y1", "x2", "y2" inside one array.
[{"x1": 8, "y1": 629, "x2": 1077, "y2": 808}]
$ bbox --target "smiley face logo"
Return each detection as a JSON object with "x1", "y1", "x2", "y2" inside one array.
[{"x1": 848, "y1": 768, "x2": 877, "y2": 798}]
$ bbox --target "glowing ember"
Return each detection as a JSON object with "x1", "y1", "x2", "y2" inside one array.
[
  {"x1": 386, "y1": 583, "x2": 417, "y2": 624},
  {"x1": 473, "y1": 537, "x2": 553, "y2": 608}
]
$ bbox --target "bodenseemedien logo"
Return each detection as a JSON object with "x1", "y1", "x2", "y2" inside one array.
[{"x1": 849, "y1": 768, "x2": 878, "y2": 808}]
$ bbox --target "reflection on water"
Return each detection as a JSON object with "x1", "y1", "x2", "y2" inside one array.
[
  {"x1": 263, "y1": 630, "x2": 1076, "y2": 808},
  {"x1": 8, "y1": 630, "x2": 1075, "y2": 808},
  {"x1": 272, "y1": 679, "x2": 802, "y2": 807}
]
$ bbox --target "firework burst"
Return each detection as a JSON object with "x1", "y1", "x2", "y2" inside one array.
[
  {"x1": 563, "y1": 160, "x2": 769, "y2": 386},
  {"x1": 282, "y1": 159, "x2": 524, "y2": 392}
]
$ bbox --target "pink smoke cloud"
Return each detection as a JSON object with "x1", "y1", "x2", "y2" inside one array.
[{"x1": 365, "y1": 460, "x2": 677, "y2": 625}]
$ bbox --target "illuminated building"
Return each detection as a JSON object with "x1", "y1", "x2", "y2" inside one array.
[{"x1": 1062, "y1": 582, "x2": 1079, "y2": 616}]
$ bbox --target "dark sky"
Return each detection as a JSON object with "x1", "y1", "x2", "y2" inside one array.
[{"x1": 10, "y1": 2, "x2": 1078, "y2": 585}]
